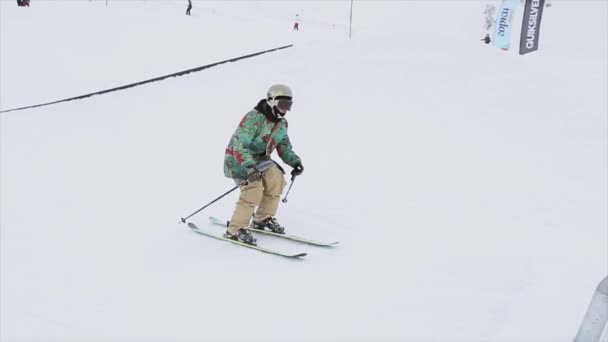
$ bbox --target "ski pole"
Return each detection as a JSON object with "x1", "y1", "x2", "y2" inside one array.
[
  {"x1": 180, "y1": 184, "x2": 239, "y2": 223},
  {"x1": 281, "y1": 175, "x2": 296, "y2": 203}
]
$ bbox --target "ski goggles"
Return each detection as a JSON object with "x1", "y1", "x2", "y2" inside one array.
[{"x1": 270, "y1": 97, "x2": 293, "y2": 112}]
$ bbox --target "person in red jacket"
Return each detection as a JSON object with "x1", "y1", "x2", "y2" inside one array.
[{"x1": 293, "y1": 14, "x2": 300, "y2": 31}]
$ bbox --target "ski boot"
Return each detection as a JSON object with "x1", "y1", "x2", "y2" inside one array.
[
  {"x1": 252, "y1": 217, "x2": 285, "y2": 234},
  {"x1": 224, "y1": 228, "x2": 257, "y2": 246}
]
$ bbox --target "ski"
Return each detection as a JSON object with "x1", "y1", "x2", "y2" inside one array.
[
  {"x1": 187, "y1": 222, "x2": 307, "y2": 259},
  {"x1": 209, "y1": 216, "x2": 339, "y2": 247}
]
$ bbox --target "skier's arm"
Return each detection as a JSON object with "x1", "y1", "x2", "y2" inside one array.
[
  {"x1": 233, "y1": 113, "x2": 258, "y2": 169},
  {"x1": 276, "y1": 134, "x2": 301, "y2": 167}
]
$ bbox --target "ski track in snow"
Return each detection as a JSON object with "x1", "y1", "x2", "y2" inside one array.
[{"x1": 1, "y1": 1, "x2": 606, "y2": 341}]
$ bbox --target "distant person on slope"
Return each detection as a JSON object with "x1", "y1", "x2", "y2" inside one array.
[
  {"x1": 223, "y1": 84, "x2": 304, "y2": 246},
  {"x1": 294, "y1": 14, "x2": 301, "y2": 31},
  {"x1": 481, "y1": 33, "x2": 491, "y2": 44},
  {"x1": 186, "y1": 0, "x2": 192, "y2": 15}
]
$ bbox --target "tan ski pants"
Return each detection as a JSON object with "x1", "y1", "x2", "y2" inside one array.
[{"x1": 227, "y1": 165, "x2": 286, "y2": 234}]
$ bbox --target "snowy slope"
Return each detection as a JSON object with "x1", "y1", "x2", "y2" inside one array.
[{"x1": 1, "y1": 1, "x2": 607, "y2": 341}]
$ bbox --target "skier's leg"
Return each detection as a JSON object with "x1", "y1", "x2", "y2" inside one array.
[
  {"x1": 227, "y1": 180, "x2": 263, "y2": 235},
  {"x1": 254, "y1": 165, "x2": 286, "y2": 222}
]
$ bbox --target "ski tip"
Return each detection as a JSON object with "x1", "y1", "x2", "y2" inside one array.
[{"x1": 293, "y1": 253, "x2": 308, "y2": 258}]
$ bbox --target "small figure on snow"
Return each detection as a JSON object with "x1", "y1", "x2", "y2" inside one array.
[
  {"x1": 186, "y1": 0, "x2": 192, "y2": 15},
  {"x1": 223, "y1": 85, "x2": 303, "y2": 245},
  {"x1": 481, "y1": 33, "x2": 491, "y2": 44},
  {"x1": 293, "y1": 14, "x2": 301, "y2": 31}
]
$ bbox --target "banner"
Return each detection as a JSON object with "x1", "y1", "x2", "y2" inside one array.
[
  {"x1": 519, "y1": 0, "x2": 546, "y2": 55},
  {"x1": 492, "y1": 0, "x2": 519, "y2": 51}
]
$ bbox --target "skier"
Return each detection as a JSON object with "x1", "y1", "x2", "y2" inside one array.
[
  {"x1": 186, "y1": 0, "x2": 192, "y2": 15},
  {"x1": 293, "y1": 14, "x2": 300, "y2": 31},
  {"x1": 223, "y1": 84, "x2": 304, "y2": 245}
]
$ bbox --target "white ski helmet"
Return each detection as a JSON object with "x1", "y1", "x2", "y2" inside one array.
[
  {"x1": 267, "y1": 84, "x2": 293, "y2": 100},
  {"x1": 266, "y1": 84, "x2": 293, "y2": 118}
]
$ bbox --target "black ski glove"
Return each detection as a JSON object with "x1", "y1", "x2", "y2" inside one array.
[
  {"x1": 246, "y1": 167, "x2": 263, "y2": 182},
  {"x1": 291, "y1": 163, "x2": 304, "y2": 176}
]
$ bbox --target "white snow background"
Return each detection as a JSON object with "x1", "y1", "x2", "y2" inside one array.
[{"x1": 1, "y1": 0, "x2": 607, "y2": 341}]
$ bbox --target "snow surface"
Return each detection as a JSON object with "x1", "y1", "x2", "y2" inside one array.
[{"x1": 1, "y1": 0, "x2": 607, "y2": 341}]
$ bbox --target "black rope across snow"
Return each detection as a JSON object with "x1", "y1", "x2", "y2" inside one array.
[{"x1": 0, "y1": 44, "x2": 293, "y2": 114}]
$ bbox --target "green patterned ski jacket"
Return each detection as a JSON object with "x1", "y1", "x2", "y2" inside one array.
[{"x1": 224, "y1": 100, "x2": 301, "y2": 180}]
